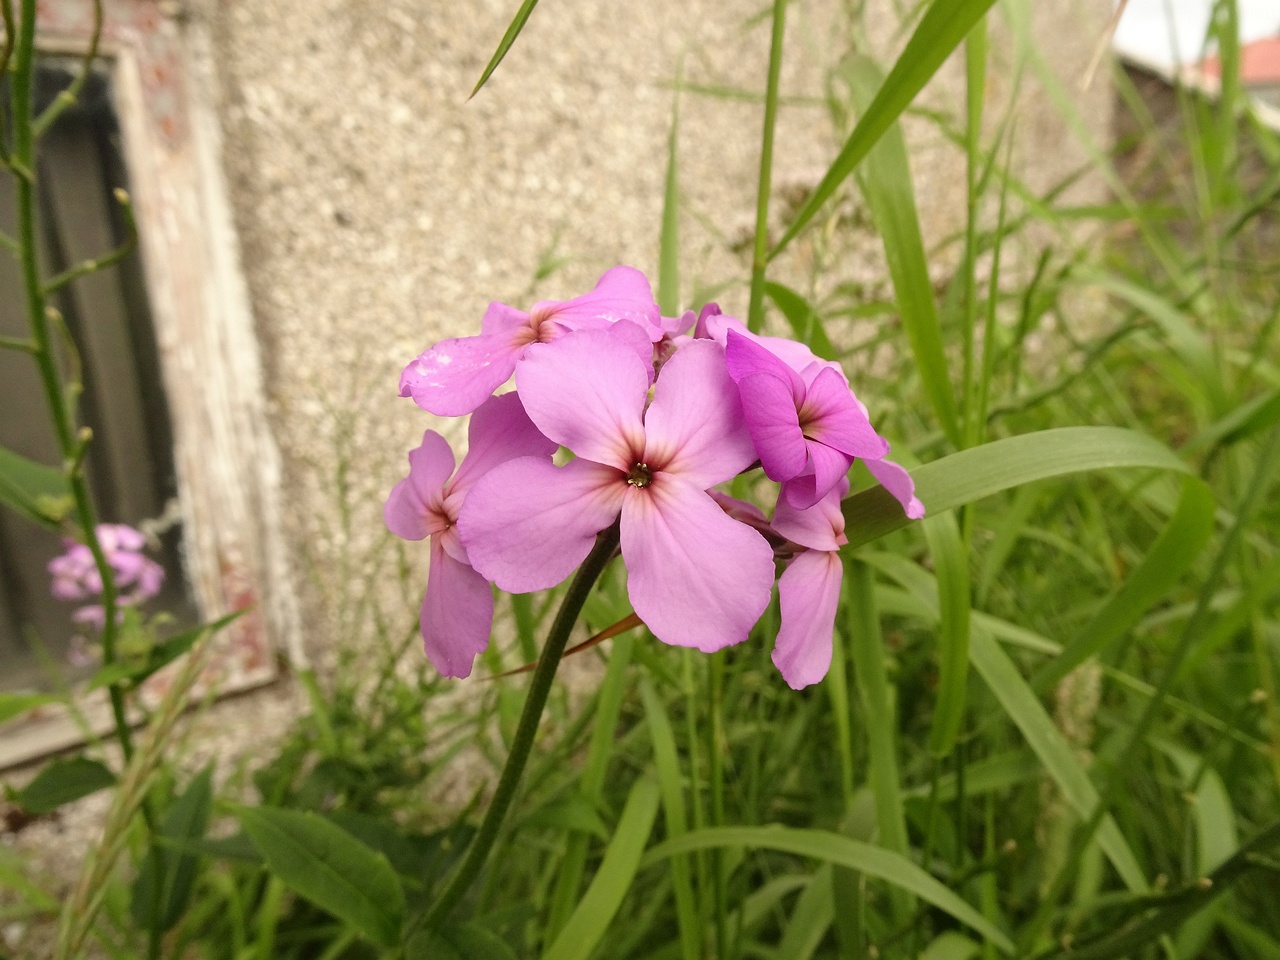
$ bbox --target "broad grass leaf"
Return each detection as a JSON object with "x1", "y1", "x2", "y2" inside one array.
[
  {"x1": 132, "y1": 765, "x2": 214, "y2": 933},
  {"x1": 763, "y1": 282, "x2": 838, "y2": 362},
  {"x1": 843, "y1": 426, "x2": 1191, "y2": 549},
  {"x1": 236, "y1": 806, "x2": 405, "y2": 948},
  {"x1": 14, "y1": 757, "x2": 115, "y2": 815},
  {"x1": 968, "y1": 629, "x2": 1148, "y2": 892},
  {"x1": 542, "y1": 778, "x2": 661, "y2": 960},
  {"x1": 770, "y1": 0, "x2": 999, "y2": 257},
  {"x1": 923, "y1": 512, "x2": 971, "y2": 756},
  {"x1": 642, "y1": 826, "x2": 1014, "y2": 952},
  {"x1": 0, "y1": 444, "x2": 71, "y2": 532},
  {"x1": 407, "y1": 923, "x2": 518, "y2": 960},
  {"x1": 776, "y1": 864, "x2": 834, "y2": 960}
]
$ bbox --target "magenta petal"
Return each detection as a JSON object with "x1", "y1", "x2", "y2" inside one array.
[
  {"x1": 516, "y1": 329, "x2": 647, "y2": 470},
  {"x1": 801, "y1": 367, "x2": 890, "y2": 459},
  {"x1": 385, "y1": 430, "x2": 455, "y2": 540},
  {"x1": 643, "y1": 340, "x2": 756, "y2": 488},
  {"x1": 725, "y1": 331, "x2": 805, "y2": 399},
  {"x1": 773, "y1": 477, "x2": 848, "y2": 552},
  {"x1": 399, "y1": 333, "x2": 522, "y2": 417},
  {"x1": 450, "y1": 392, "x2": 556, "y2": 492},
  {"x1": 774, "y1": 549, "x2": 843, "y2": 689},
  {"x1": 459, "y1": 457, "x2": 625, "y2": 593},
  {"x1": 737, "y1": 372, "x2": 809, "y2": 482},
  {"x1": 421, "y1": 537, "x2": 494, "y2": 679},
  {"x1": 480, "y1": 301, "x2": 530, "y2": 337},
  {"x1": 544, "y1": 265, "x2": 662, "y2": 339},
  {"x1": 621, "y1": 476, "x2": 774, "y2": 653},
  {"x1": 866, "y1": 457, "x2": 926, "y2": 519}
]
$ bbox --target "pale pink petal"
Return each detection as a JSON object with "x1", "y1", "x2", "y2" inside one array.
[
  {"x1": 643, "y1": 340, "x2": 756, "y2": 487},
  {"x1": 459, "y1": 457, "x2": 625, "y2": 593},
  {"x1": 773, "y1": 477, "x2": 848, "y2": 552},
  {"x1": 662, "y1": 310, "x2": 696, "y2": 337},
  {"x1": 866, "y1": 457, "x2": 926, "y2": 519},
  {"x1": 736, "y1": 372, "x2": 809, "y2": 482},
  {"x1": 724, "y1": 330, "x2": 804, "y2": 401},
  {"x1": 421, "y1": 537, "x2": 494, "y2": 679},
  {"x1": 385, "y1": 431, "x2": 455, "y2": 541},
  {"x1": 593, "y1": 319, "x2": 657, "y2": 383},
  {"x1": 782, "y1": 444, "x2": 853, "y2": 510},
  {"x1": 399, "y1": 333, "x2": 522, "y2": 417},
  {"x1": 480, "y1": 301, "x2": 530, "y2": 337},
  {"x1": 800, "y1": 367, "x2": 890, "y2": 459},
  {"x1": 450, "y1": 392, "x2": 556, "y2": 493},
  {"x1": 774, "y1": 549, "x2": 843, "y2": 689},
  {"x1": 515, "y1": 329, "x2": 647, "y2": 470},
  {"x1": 540, "y1": 265, "x2": 663, "y2": 339},
  {"x1": 621, "y1": 476, "x2": 774, "y2": 653}
]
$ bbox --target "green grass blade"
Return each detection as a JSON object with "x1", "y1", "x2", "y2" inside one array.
[
  {"x1": 776, "y1": 865, "x2": 834, "y2": 960},
  {"x1": 658, "y1": 75, "x2": 682, "y2": 316},
  {"x1": 843, "y1": 426, "x2": 1191, "y2": 549},
  {"x1": 924, "y1": 512, "x2": 972, "y2": 756},
  {"x1": 763, "y1": 281, "x2": 838, "y2": 361},
  {"x1": 639, "y1": 678, "x2": 700, "y2": 960},
  {"x1": 968, "y1": 630, "x2": 1149, "y2": 893},
  {"x1": 642, "y1": 827, "x2": 1014, "y2": 952},
  {"x1": 1033, "y1": 476, "x2": 1215, "y2": 691},
  {"x1": 747, "y1": 0, "x2": 789, "y2": 331},
  {"x1": 840, "y1": 55, "x2": 961, "y2": 447},
  {"x1": 769, "y1": 0, "x2": 998, "y2": 258},
  {"x1": 541, "y1": 778, "x2": 661, "y2": 960},
  {"x1": 470, "y1": 0, "x2": 542, "y2": 99}
]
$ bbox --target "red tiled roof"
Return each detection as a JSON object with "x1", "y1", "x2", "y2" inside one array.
[{"x1": 1201, "y1": 36, "x2": 1280, "y2": 85}]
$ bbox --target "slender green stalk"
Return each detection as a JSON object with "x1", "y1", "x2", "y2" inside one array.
[
  {"x1": 422, "y1": 526, "x2": 621, "y2": 929},
  {"x1": 746, "y1": 0, "x2": 787, "y2": 333}
]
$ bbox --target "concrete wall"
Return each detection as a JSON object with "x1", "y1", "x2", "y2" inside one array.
[{"x1": 192, "y1": 0, "x2": 1114, "y2": 662}]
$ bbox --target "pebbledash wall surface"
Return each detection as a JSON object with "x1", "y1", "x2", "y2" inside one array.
[{"x1": 7, "y1": 0, "x2": 1113, "y2": 732}]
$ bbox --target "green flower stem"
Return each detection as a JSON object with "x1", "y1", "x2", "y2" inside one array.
[
  {"x1": 746, "y1": 0, "x2": 787, "y2": 333},
  {"x1": 11, "y1": 0, "x2": 131, "y2": 761},
  {"x1": 423, "y1": 525, "x2": 622, "y2": 929}
]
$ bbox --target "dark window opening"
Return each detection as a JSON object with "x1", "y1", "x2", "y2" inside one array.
[{"x1": 0, "y1": 58, "x2": 196, "y2": 690}]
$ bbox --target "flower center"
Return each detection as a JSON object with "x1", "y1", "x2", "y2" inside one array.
[{"x1": 626, "y1": 462, "x2": 654, "y2": 488}]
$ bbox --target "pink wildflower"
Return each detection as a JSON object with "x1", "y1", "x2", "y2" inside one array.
[
  {"x1": 384, "y1": 392, "x2": 556, "y2": 677},
  {"x1": 47, "y1": 523, "x2": 165, "y2": 629},
  {"x1": 460, "y1": 328, "x2": 776, "y2": 652}
]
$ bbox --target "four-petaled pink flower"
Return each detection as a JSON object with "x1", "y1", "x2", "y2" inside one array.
[
  {"x1": 385, "y1": 392, "x2": 556, "y2": 677},
  {"x1": 460, "y1": 328, "x2": 777, "y2": 652},
  {"x1": 399, "y1": 266, "x2": 662, "y2": 417}
]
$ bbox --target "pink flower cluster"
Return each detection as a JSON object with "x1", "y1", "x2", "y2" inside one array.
[
  {"x1": 389, "y1": 267, "x2": 923, "y2": 688},
  {"x1": 48, "y1": 523, "x2": 165, "y2": 630}
]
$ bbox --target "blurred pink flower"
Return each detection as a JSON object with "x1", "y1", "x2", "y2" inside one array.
[{"x1": 47, "y1": 523, "x2": 165, "y2": 629}]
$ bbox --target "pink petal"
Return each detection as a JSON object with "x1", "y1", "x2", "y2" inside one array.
[
  {"x1": 774, "y1": 549, "x2": 843, "y2": 689},
  {"x1": 515, "y1": 329, "x2": 647, "y2": 470},
  {"x1": 450, "y1": 392, "x2": 557, "y2": 493},
  {"x1": 621, "y1": 475, "x2": 774, "y2": 653},
  {"x1": 724, "y1": 330, "x2": 804, "y2": 400},
  {"x1": 782, "y1": 444, "x2": 853, "y2": 510},
  {"x1": 421, "y1": 537, "x2": 494, "y2": 679},
  {"x1": 399, "y1": 333, "x2": 522, "y2": 417},
  {"x1": 541, "y1": 265, "x2": 662, "y2": 340},
  {"x1": 736, "y1": 372, "x2": 809, "y2": 482},
  {"x1": 773, "y1": 477, "x2": 848, "y2": 552},
  {"x1": 800, "y1": 367, "x2": 890, "y2": 459},
  {"x1": 866, "y1": 457, "x2": 926, "y2": 519},
  {"x1": 480, "y1": 301, "x2": 530, "y2": 337},
  {"x1": 459, "y1": 457, "x2": 625, "y2": 593},
  {"x1": 385, "y1": 430, "x2": 456, "y2": 541},
  {"x1": 642, "y1": 340, "x2": 757, "y2": 488}
]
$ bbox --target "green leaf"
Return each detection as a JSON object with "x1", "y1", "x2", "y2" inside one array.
[
  {"x1": 14, "y1": 757, "x2": 116, "y2": 815},
  {"x1": 843, "y1": 426, "x2": 1191, "y2": 549},
  {"x1": 407, "y1": 922, "x2": 519, "y2": 960},
  {"x1": 1033, "y1": 476, "x2": 1215, "y2": 691},
  {"x1": 763, "y1": 282, "x2": 838, "y2": 362},
  {"x1": 642, "y1": 825, "x2": 1014, "y2": 952},
  {"x1": 968, "y1": 629, "x2": 1149, "y2": 892},
  {"x1": 88, "y1": 611, "x2": 245, "y2": 691},
  {"x1": 841, "y1": 54, "x2": 960, "y2": 446},
  {"x1": 776, "y1": 865, "x2": 834, "y2": 960},
  {"x1": 542, "y1": 778, "x2": 661, "y2": 960},
  {"x1": 236, "y1": 806, "x2": 405, "y2": 948},
  {"x1": 0, "y1": 444, "x2": 71, "y2": 532},
  {"x1": 0, "y1": 692, "x2": 58, "y2": 726},
  {"x1": 770, "y1": 0, "x2": 999, "y2": 257},
  {"x1": 132, "y1": 765, "x2": 214, "y2": 934},
  {"x1": 657, "y1": 80, "x2": 681, "y2": 317},
  {"x1": 470, "y1": 0, "x2": 542, "y2": 98},
  {"x1": 923, "y1": 512, "x2": 971, "y2": 756},
  {"x1": 525, "y1": 793, "x2": 609, "y2": 839}
]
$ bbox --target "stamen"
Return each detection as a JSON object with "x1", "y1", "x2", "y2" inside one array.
[{"x1": 626, "y1": 462, "x2": 653, "y2": 488}]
